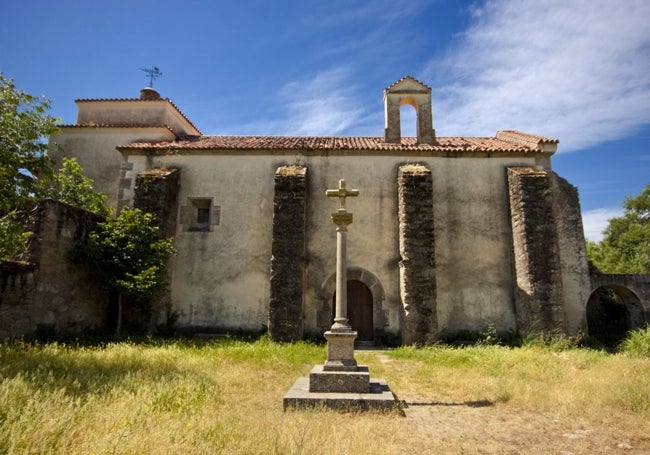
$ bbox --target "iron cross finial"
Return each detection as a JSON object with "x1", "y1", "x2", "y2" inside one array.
[
  {"x1": 140, "y1": 66, "x2": 162, "y2": 87},
  {"x1": 326, "y1": 179, "x2": 359, "y2": 210}
]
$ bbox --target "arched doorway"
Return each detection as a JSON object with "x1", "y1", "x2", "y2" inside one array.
[
  {"x1": 586, "y1": 285, "x2": 645, "y2": 346},
  {"x1": 332, "y1": 280, "x2": 374, "y2": 342}
]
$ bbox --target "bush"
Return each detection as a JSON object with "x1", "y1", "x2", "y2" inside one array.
[{"x1": 618, "y1": 325, "x2": 650, "y2": 357}]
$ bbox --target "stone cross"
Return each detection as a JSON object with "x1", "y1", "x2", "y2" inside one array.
[
  {"x1": 326, "y1": 179, "x2": 359, "y2": 211},
  {"x1": 322, "y1": 179, "x2": 359, "y2": 371}
]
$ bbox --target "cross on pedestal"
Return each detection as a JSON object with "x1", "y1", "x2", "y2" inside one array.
[
  {"x1": 325, "y1": 179, "x2": 359, "y2": 331},
  {"x1": 323, "y1": 179, "x2": 360, "y2": 371}
]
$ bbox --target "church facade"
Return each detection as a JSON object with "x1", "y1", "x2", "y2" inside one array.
[{"x1": 49, "y1": 76, "x2": 598, "y2": 343}]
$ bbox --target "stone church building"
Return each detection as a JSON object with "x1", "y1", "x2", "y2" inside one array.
[{"x1": 45, "y1": 76, "x2": 647, "y2": 344}]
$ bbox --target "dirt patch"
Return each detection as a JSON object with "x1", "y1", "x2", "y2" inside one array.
[{"x1": 395, "y1": 394, "x2": 649, "y2": 454}]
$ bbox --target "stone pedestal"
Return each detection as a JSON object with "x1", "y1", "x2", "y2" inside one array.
[
  {"x1": 309, "y1": 365, "x2": 369, "y2": 393},
  {"x1": 323, "y1": 330, "x2": 358, "y2": 371}
]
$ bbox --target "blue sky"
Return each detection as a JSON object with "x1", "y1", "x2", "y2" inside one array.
[{"x1": 2, "y1": 0, "x2": 649, "y2": 241}]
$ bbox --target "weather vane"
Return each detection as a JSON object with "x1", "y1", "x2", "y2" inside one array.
[{"x1": 140, "y1": 66, "x2": 162, "y2": 87}]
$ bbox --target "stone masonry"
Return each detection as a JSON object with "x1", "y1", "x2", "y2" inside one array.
[
  {"x1": 269, "y1": 166, "x2": 308, "y2": 341},
  {"x1": 507, "y1": 167, "x2": 564, "y2": 332},
  {"x1": 133, "y1": 168, "x2": 181, "y2": 331},
  {"x1": 0, "y1": 200, "x2": 109, "y2": 338},
  {"x1": 398, "y1": 164, "x2": 437, "y2": 344}
]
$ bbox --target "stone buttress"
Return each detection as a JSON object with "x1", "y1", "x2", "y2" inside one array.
[
  {"x1": 397, "y1": 164, "x2": 438, "y2": 343},
  {"x1": 268, "y1": 166, "x2": 308, "y2": 341}
]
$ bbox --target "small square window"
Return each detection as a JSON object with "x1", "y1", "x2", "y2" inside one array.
[
  {"x1": 183, "y1": 197, "x2": 220, "y2": 232},
  {"x1": 196, "y1": 207, "x2": 210, "y2": 224}
]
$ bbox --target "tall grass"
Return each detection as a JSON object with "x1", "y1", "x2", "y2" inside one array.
[
  {"x1": 618, "y1": 325, "x2": 650, "y2": 357},
  {"x1": 1, "y1": 335, "x2": 649, "y2": 454}
]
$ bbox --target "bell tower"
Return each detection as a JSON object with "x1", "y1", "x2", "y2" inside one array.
[{"x1": 384, "y1": 76, "x2": 436, "y2": 144}]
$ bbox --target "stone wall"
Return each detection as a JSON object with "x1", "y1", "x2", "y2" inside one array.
[
  {"x1": 0, "y1": 200, "x2": 109, "y2": 339},
  {"x1": 549, "y1": 172, "x2": 591, "y2": 333},
  {"x1": 590, "y1": 273, "x2": 650, "y2": 326},
  {"x1": 268, "y1": 166, "x2": 308, "y2": 341},
  {"x1": 133, "y1": 168, "x2": 181, "y2": 330},
  {"x1": 397, "y1": 164, "x2": 437, "y2": 344},
  {"x1": 133, "y1": 168, "x2": 180, "y2": 238},
  {"x1": 507, "y1": 167, "x2": 564, "y2": 333}
]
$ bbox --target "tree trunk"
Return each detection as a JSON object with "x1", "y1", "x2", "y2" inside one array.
[{"x1": 116, "y1": 293, "x2": 122, "y2": 336}]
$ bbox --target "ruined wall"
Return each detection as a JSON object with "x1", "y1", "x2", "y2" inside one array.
[
  {"x1": 0, "y1": 200, "x2": 108, "y2": 339},
  {"x1": 268, "y1": 166, "x2": 308, "y2": 341},
  {"x1": 507, "y1": 167, "x2": 565, "y2": 333},
  {"x1": 549, "y1": 172, "x2": 591, "y2": 333},
  {"x1": 590, "y1": 273, "x2": 650, "y2": 326},
  {"x1": 397, "y1": 164, "x2": 437, "y2": 344}
]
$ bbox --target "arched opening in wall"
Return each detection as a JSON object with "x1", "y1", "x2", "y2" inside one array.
[
  {"x1": 400, "y1": 101, "x2": 417, "y2": 138},
  {"x1": 586, "y1": 285, "x2": 646, "y2": 347},
  {"x1": 332, "y1": 280, "x2": 374, "y2": 342}
]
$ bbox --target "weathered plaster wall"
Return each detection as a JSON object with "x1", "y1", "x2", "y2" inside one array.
[
  {"x1": 0, "y1": 200, "x2": 108, "y2": 339},
  {"x1": 76, "y1": 100, "x2": 199, "y2": 137},
  {"x1": 123, "y1": 151, "x2": 543, "y2": 337},
  {"x1": 49, "y1": 128, "x2": 175, "y2": 209}
]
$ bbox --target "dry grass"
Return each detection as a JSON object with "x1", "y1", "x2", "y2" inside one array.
[{"x1": 1, "y1": 337, "x2": 649, "y2": 454}]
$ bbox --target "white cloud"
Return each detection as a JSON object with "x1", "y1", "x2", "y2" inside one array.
[
  {"x1": 244, "y1": 68, "x2": 367, "y2": 136},
  {"x1": 581, "y1": 207, "x2": 623, "y2": 242},
  {"x1": 424, "y1": 0, "x2": 650, "y2": 152}
]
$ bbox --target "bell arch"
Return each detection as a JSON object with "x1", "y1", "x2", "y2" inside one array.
[{"x1": 384, "y1": 76, "x2": 436, "y2": 145}]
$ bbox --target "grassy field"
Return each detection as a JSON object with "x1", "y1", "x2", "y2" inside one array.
[{"x1": 1, "y1": 332, "x2": 649, "y2": 454}]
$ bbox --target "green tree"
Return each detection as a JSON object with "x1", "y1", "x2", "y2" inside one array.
[
  {"x1": 83, "y1": 208, "x2": 175, "y2": 334},
  {"x1": 46, "y1": 157, "x2": 111, "y2": 216},
  {"x1": 0, "y1": 74, "x2": 59, "y2": 260},
  {"x1": 588, "y1": 184, "x2": 650, "y2": 274},
  {"x1": 0, "y1": 74, "x2": 59, "y2": 212}
]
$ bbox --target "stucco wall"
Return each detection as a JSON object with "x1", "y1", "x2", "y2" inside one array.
[
  {"x1": 123, "y1": 151, "x2": 545, "y2": 337},
  {"x1": 49, "y1": 128, "x2": 175, "y2": 209}
]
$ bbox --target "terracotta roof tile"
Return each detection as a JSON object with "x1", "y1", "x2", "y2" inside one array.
[
  {"x1": 117, "y1": 131, "x2": 557, "y2": 155},
  {"x1": 385, "y1": 75, "x2": 432, "y2": 91}
]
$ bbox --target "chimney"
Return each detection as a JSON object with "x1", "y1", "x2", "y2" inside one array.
[{"x1": 140, "y1": 87, "x2": 161, "y2": 100}]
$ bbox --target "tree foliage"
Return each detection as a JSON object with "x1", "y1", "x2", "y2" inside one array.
[
  {"x1": 0, "y1": 74, "x2": 59, "y2": 260},
  {"x1": 588, "y1": 183, "x2": 650, "y2": 274},
  {"x1": 0, "y1": 73, "x2": 59, "y2": 213},
  {"x1": 46, "y1": 157, "x2": 111, "y2": 216},
  {"x1": 82, "y1": 208, "x2": 175, "y2": 333}
]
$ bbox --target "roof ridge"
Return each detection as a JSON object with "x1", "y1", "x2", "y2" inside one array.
[{"x1": 385, "y1": 75, "x2": 432, "y2": 91}]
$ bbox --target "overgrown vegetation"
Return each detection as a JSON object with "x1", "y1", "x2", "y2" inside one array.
[
  {"x1": 0, "y1": 333, "x2": 648, "y2": 454},
  {"x1": 0, "y1": 75, "x2": 112, "y2": 260},
  {"x1": 45, "y1": 157, "x2": 111, "y2": 217},
  {"x1": 618, "y1": 325, "x2": 650, "y2": 357},
  {"x1": 77, "y1": 208, "x2": 175, "y2": 335}
]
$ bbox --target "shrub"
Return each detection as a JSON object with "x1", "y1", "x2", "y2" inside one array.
[{"x1": 618, "y1": 325, "x2": 650, "y2": 357}]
